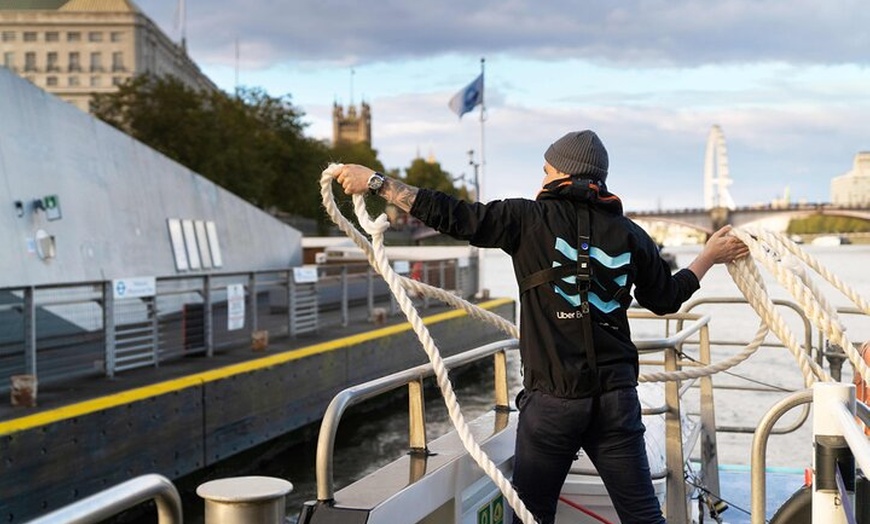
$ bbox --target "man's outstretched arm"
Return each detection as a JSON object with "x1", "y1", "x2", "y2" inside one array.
[{"x1": 332, "y1": 164, "x2": 419, "y2": 213}]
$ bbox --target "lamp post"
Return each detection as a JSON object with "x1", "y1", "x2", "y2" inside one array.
[{"x1": 467, "y1": 149, "x2": 480, "y2": 203}]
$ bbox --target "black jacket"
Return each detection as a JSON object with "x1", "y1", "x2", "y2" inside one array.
[{"x1": 410, "y1": 182, "x2": 700, "y2": 398}]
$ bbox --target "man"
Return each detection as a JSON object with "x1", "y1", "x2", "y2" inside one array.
[{"x1": 331, "y1": 130, "x2": 748, "y2": 524}]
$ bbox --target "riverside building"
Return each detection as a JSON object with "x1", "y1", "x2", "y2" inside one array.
[
  {"x1": 0, "y1": 0, "x2": 215, "y2": 113},
  {"x1": 831, "y1": 152, "x2": 870, "y2": 206}
]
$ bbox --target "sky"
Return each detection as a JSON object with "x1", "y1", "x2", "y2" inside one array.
[{"x1": 134, "y1": 0, "x2": 870, "y2": 212}]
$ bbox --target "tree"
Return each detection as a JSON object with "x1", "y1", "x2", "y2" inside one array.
[
  {"x1": 404, "y1": 157, "x2": 469, "y2": 199},
  {"x1": 91, "y1": 75, "x2": 334, "y2": 230}
]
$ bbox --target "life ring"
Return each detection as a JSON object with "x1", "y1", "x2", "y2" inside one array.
[
  {"x1": 769, "y1": 484, "x2": 812, "y2": 524},
  {"x1": 853, "y1": 341, "x2": 870, "y2": 436}
]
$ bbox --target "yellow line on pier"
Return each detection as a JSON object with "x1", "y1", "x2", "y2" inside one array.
[{"x1": 0, "y1": 298, "x2": 512, "y2": 436}]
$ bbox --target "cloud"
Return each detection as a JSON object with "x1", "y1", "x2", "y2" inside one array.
[
  {"x1": 134, "y1": 0, "x2": 870, "y2": 212},
  {"x1": 140, "y1": 0, "x2": 870, "y2": 68}
]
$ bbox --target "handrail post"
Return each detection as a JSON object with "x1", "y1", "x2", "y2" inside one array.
[
  {"x1": 288, "y1": 274, "x2": 296, "y2": 338},
  {"x1": 248, "y1": 272, "x2": 258, "y2": 333},
  {"x1": 341, "y1": 265, "x2": 349, "y2": 327},
  {"x1": 367, "y1": 266, "x2": 375, "y2": 315},
  {"x1": 103, "y1": 281, "x2": 116, "y2": 378},
  {"x1": 664, "y1": 345, "x2": 688, "y2": 522},
  {"x1": 204, "y1": 274, "x2": 213, "y2": 357},
  {"x1": 698, "y1": 324, "x2": 721, "y2": 504},
  {"x1": 423, "y1": 262, "x2": 430, "y2": 309},
  {"x1": 408, "y1": 377, "x2": 428, "y2": 453},
  {"x1": 23, "y1": 286, "x2": 36, "y2": 375},
  {"x1": 494, "y1": 350, "x2": 509, "y2": 411}
]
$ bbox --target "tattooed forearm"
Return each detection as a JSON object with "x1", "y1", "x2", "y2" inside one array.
[{"x1": 381, "y1": 178, "x2": 419, "y2": 212}]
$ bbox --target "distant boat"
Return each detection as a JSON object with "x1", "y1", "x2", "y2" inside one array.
[{"x1": 811, "y1": 235, "x2": 850, "y2": 246}]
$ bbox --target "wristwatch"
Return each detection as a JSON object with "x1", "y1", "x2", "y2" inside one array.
[{"x1": 367, "y1": 172, "x2": 386, "y2": 196}]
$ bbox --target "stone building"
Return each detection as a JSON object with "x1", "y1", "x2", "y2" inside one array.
[
  {"x1": 0, "y1": 0, "x2": 216, "y2": 113},
  {"x1": 332, "y1": 101, "x2": 371, "y2": 145},
  {"x1": 831, "y1": 152, "x2": 870, "y2": 206}
]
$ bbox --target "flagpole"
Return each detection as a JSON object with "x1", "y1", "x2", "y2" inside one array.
[
  {"x1": 478, "y1": 57, "x2": 486, "y2": 203},
  {"x1": 477, "y1": 57, "x2": 487, "y2": 299}
]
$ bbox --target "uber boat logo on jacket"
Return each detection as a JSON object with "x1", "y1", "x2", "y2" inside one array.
[{"x1": 551, "y1": 237, "x2": 630, "y2": 313}]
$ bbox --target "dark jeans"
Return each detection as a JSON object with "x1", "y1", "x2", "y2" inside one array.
[{"x1": 511, "y1": 388, "x2": 666, "y2": 524}]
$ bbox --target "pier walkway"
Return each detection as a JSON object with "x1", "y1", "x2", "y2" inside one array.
[{"x1": 0, "y1": 293, "x2": 515, "y2": 523}]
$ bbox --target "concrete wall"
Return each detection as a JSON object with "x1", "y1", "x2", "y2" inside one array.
[{"x1": 0, "y1": 67, "x2": 302, "y2": 289}]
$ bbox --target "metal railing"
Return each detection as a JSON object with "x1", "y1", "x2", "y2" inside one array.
[
  {"x1": 630, "y1": 311, "x2": 721, "y2": 521},
  {"x1": 25, "y1": 474, "x2": 182, "y2": 524},
  {"x1": 314, "y1": 338, "x2": 517, "y2": 502},
  {"x1": 679, "y1": 297, "x2": 816, "y2": 435},
  {"x1": 0, "y1": 257, "x2": 478, "y2": 394},
  {"x1": 750, "y1": 383, "x2": 870, "y2": 524},
  {"x1": 311, "y1": 312, "x2": 721, "y2": 523}
]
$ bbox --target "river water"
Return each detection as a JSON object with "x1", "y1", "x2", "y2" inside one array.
[{"x1": 170, "y1": 243, "x2": 870, "y2": 523}]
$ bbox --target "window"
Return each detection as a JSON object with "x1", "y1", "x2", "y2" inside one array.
[
  {"x1": 3, "y1": 52, "x2": 13, "y2": 69},
  {"x1": 46, "y1": 76, "x2": 58, "y2": 87},
  {"x1": 112, "y1": 52, "x2": 124, "y2": 72},
  {"x1": 112, "y1": 76, "x2": 124, "y2": 86},
  {"x1": 1, "y1": 31, "x2": 15, "y2": 42},
  {"x1": 46, "y1": 52, "x2": 59, "y2": 72},
  {"x1": 110, "y1": 31, "x2": 123, "y2": 42},
  {"x1": 45, "y1": 31, "x2": 59, "y2": 42},
  {"x1": 67, "y1": 31, "x2": 80, "y2": 42},
  {"x1": 23, "y1": 32, "x2": 37, "y2": 42},
  {"x1": 88, "y1": 32, "x2": 102, "y2": 42},
  {"x1": 90, "y1": 76, "x2": 101, "y2": 87},
  {"x1": 68, "y1": 52, "x2": 81, "y2": 72},
  {"x1": 24, "y1": 52, "x2": 36, "y2": 72},
  {"x1": 68, "y1": 76, "x2": 80, "y2": 87},
  {"x1": 89, "y1": 52, "x2": 102, "y2": 72}
]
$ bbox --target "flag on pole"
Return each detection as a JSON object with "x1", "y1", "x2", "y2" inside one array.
[{"x1": 448, "y1": 73, "x2": 484, "y2": 118}]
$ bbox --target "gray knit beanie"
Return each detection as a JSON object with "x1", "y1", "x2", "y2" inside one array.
[{"x1": 544, "y1": 130, "x2": 609, "y2": 182}]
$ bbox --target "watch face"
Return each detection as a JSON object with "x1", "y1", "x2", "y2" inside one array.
[{"x1": 368, "y1": 174, "x2": 385, "y2": 192}]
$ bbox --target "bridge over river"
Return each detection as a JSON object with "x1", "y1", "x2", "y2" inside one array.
[
  {"x1": 627, "y1": 202, "x2": 870, "y2": 234},
  {"x1": 626, "y1": 125, "x2": 870, "y2": 235}
]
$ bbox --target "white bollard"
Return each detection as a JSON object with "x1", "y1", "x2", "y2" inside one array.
[
  {"x1": 812, "y1": 382, "x2": 856, "y2": 524},
  {"x1": 197, "y1": 476, "x2": 293, "y2": 524}
]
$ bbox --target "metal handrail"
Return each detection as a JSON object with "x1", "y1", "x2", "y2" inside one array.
[
  {"x1": 749, "y1": 389, "x2": 813, "y2": 524},
  {"x1": 0, "y1": 259, "x2": 479, "y2": 393},
  {"x1": 314, "y1": 312, "x2": 718, "y2": 524},
  {"x1": 25, "y1": 473, "x2": 182, "y2": 524},
  {"x1": 681, "y1": 296, "x2": 814, "y2": 435},
  {"x1": 628, "y1": 310, "x2": 712, "y2": 351},
  {"x1": 314, "y1": 338, "x2": 519, "y2": 501}
]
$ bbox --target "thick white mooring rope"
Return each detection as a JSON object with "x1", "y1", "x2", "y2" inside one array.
[{"x1": 320, "y1": 163, "x2": 870, "y2": 521}]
